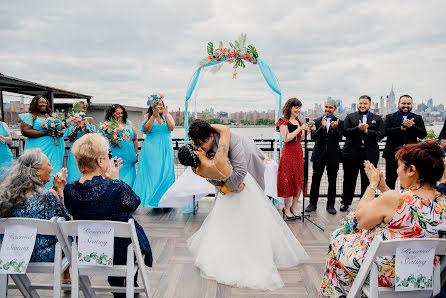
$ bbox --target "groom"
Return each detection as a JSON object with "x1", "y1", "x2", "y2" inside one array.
[{"x1": 189, "y1": 119, "x2": 266, "y2": 194}]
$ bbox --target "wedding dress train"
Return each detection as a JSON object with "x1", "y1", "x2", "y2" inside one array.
[{"x1": 187, "y1": 173, "x2": 308, "y2": 290}]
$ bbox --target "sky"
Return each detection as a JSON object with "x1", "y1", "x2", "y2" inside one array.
[{"x1": 1, "y1": 0, "x2": 445, "y2": 112}]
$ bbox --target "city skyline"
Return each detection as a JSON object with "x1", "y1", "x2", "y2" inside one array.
[{"x1": 1, "y1": 1, "x2": 446, "y2": 113}]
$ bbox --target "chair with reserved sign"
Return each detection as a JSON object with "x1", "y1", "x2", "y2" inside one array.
[
  {"x1": 0, "y1": 217, "x2": 68, "y2": 298},
  {"x1": 57, "y1": 217, "x2": 152, "y2": 298},
  {"x1": 347, "y1": 237, "x2": 446, "y2": 298}
]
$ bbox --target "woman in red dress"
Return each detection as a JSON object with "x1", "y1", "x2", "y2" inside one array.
[{"x1": 276, "y1": 98, "x2": 309, "y2": 220}]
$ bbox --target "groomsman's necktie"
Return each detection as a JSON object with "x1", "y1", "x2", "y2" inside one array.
[{"x1": 326, "y1": 118, "x2": 331, "y2": 132}]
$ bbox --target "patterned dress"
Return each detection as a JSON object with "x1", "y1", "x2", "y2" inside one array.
[
  {"x1": 320, "y1": 189, "x2": 446, "y2": 297},
  {"x1": 13, "y1": 187, "x2": 69, "y2": 262},
  {"x1": 276, "y1": 117, "x2": 304, "y2": 197}
]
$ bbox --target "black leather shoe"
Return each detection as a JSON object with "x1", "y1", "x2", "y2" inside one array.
[
  {"x1": 291, "y1": 210, "x2": 301, "y2": 220},
  {"x1": 305, "y1": 204, "x2": 317, "y2": 212},
  {"x1": 326, "y1": 205, "x2": 337, "y2": 214},
  {"x1": 339, "y1": 204, "x2": 349, "y2": 212},
  {"x1": 282, "y1": 208, "x2": 294, "y2": 221}
]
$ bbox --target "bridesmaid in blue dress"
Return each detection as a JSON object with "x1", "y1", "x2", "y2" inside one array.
[
  {"x1": 19, "y1": 96, "x2": 65, "y2": 187},
  {"x1": 134, "y1": 96, "x2": 175, "y2": 207},
  {"x1": 0, "y1": 120, "x2": 13, "y2": 178},
  {"x1": 104, "y1": 104, "x2": 138, "y2": 187},
  {"x1": 63, "y1": 101, "x2": 96, "y2": 182}
]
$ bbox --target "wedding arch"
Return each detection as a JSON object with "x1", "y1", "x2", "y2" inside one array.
[{"x1": 183, "y1": 33, "x2": 283, "y2": 161}]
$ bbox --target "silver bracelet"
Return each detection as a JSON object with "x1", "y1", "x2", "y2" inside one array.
[{"x1": 367, "y1": 185, "x2": 377, "y2": 192}]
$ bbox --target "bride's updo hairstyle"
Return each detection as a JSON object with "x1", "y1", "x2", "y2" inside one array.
[
  {"x1": 395, "y1": 140, "x2": 445, "y2": 188},
  {"x1": 178, "y1": 144, "x2": 200, "y2": 168}
]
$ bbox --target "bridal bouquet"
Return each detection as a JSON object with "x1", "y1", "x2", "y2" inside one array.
[
  {"x1": 339, "y1": 212, "x2": 360, "y2": 234},
  {"x1": 98, "y1": 119, "x2": 131, "y2": 148},
  {"x1": 147, "y1": 93, "x2": 164, "y2": 108},
  {"x1": 66, "y1": 101, "x2": 87, "y2": 129},
  {"x1": 41, "y1": 113, "x2": 65, "y2": 146}
]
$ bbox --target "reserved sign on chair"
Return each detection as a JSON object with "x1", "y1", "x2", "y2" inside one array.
[
  {"x1": 395, "y1": 242, "x2": 437, "y2": 291},
  {"x1": 0, "y1": 225, "x2": 37, "y2": 274},
  {"x1": 78, "y1": 222, "x2": 114, "y2": 267}
]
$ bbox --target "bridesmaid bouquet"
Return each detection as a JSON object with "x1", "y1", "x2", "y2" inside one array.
[
  {"x1": 66, "y1": 102, "x2": 87, "y2": 130},
  {"x1": 41, "y1": 113, "x2": 65, "y2": 146},
  {"x1": 147, "y1": 93, "x2": 164, "y2": 107},
  {"x1": 339, "y1": 212, "x2": 360, "y2": 234},
  {"x1": 98, "y1": 119, "x2": 131, "y2": 149}
]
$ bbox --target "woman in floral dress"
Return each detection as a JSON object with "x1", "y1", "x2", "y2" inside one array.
[{"x1": 320, "y1": 140, "x2": 446, "y2": 297}]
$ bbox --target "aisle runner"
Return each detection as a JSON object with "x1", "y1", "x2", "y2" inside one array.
[
  {"x1": 0, "y1": 225, "x2": 37, "y2": 274},
  {"x1": 78, "y1": 222, "x2": 114, "y2": 267}
]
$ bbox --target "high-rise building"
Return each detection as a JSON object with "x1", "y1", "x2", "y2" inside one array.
[
  {"x1": 389, "y1": 85, "x2": 396, "y2": 112},
  {"x1": 380, "y1": 96, "x2": 384, "y2": 114},
  {"x1": 427, "y1": 98, "x2": 433, "y2": 110}
]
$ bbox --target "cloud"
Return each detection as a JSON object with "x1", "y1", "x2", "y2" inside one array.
[{"x1": 1, "y1": 0, "x2": 445, "y2": 112}]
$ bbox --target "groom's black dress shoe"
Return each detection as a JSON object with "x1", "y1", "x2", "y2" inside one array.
[
  {"x1": 326, "y1": 205, "x2": 337, "y2": 214},
  {"x1": 339, "y1": 204, "x2": 349, "y2": 212},
  {"x1": 305, "y1": 204, "x2": 317, "y2": 212}
]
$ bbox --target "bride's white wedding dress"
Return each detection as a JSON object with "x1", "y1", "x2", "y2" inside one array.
[{"x1": 187, "y1": 173, "x2": 308, "y2": 290}]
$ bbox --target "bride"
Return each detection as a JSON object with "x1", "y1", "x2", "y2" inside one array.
[{"x1": 178, "y1": 124, "x2": 308, "y2": 290}]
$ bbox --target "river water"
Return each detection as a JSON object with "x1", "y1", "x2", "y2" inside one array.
[{"x1": 171, "y1": 124, "x2": 444, "y2": 140}]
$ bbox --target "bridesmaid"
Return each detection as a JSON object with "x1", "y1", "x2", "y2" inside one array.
[
  {"x1": 63, "y1": 101, "x2": 96, "y2": 182},
  {"x1": 105, "y1": 104, "x2": 138, "y2": 187},
  {"x1": 134, "y1": 94, "x2": 175, "y2": 208},
  {"x1": 0, "y1": 116, "x2": 13, "y2": 178},
  {"x1": 19, "y1": 95, "x2": 65, "y2": 187}
]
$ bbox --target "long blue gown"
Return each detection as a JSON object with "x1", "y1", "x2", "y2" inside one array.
[
  {"x1": 19, "y1": 113, "x2": 65, "y2": 187},
  {"x1": 0, "y1": 122, "x2": 13, "y2": 178},
  {"x1": 109, "y1": 120, "x2": 137, "y2": 187},
  {"x1": 63, "y1": 122, "x2": 96, "y2": 182},
  {"x1": 133, "y1": 116, "x2": 175, "y2": 208}
]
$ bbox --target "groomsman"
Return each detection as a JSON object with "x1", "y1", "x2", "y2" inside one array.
[
  {"x1": 383, "y1": 95, "x2": 427, "y2": 188},
  {"x1": 305, "y1": 99, "x2": 343, "y2": 215},
  {"x1": 340, "y1": 95, "x2": 385, "y2": 211}
]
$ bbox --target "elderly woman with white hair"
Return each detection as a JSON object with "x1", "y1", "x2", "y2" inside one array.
[
  {"x1": 63, "y1": 133, "x2": 152, "y2": 292},
  {"x1": 0, "y1": 148, "x2": 69, "y2": 262}
]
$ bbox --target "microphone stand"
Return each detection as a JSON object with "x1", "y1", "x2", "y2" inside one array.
[{"x1": 300, "y1": 118, "x2": 325, "y2": 231}]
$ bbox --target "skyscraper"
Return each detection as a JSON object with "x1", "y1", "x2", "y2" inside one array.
[
  {"x1": 388, "y1": 85, "x2": 396, "y2": 112},
  {"x1": 380, "y1": 96, "x2": 384, "y2": 114}
]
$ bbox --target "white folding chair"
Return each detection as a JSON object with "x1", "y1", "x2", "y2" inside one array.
[
  {"x1": 348, "y1": 237, "x2": 446, "y2": 298},
  {"x1": 0, "y1": 217, "x2": 68, "y2": 298},
  {"x1": 58, "y1": 218, "x2": 152, "y2": 298}
]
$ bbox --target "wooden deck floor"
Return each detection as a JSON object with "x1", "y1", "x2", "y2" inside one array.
[{"x1": 7, "y1": 197, "x2": 359, "y2": 298}]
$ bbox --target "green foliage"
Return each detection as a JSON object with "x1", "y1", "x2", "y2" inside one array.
[
  {"x1": 255, "y1": 118, "x2": 275, "y2": 125},
  {"x1": 207, "y1": 42, "x2": 214, "y2": 56},
  {"x1": 247, "y1": 45, "x2": 259, "y2": 58},
  {"x1": 421, "y1": 129, "x2": 438, "y2": 141},
  {"x1": 235, "y1": 57, "x2": 245, "y2": 68},
  {"x1": 72, "y1": 101, "x2": 83, "y2": 113}
]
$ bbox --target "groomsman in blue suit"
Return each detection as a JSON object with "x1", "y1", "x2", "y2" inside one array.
[{"x1": 305, "y1": 98, "x2": 343, "y2": 215}]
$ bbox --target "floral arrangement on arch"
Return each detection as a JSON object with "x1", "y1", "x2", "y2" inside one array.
[
  {"x1": 66, "y1": 101, "x2": 87, "y2": 129},
  {"x1": 147, "y1": 93, "x2": 164, "y2": 108},
  {"x1": 98, "y1": 118, "x2": 131, "y2": 148},
  {"x1": 41, "y1": 113, "x2": 65, "y2": 145},
  {"x1": 199, "y1": 33, "x2": 259, "y2": 79}
]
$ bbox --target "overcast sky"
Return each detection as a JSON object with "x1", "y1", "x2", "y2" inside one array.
[{"x1": 1, "y1": 0, "x2": 445, "y2": 112}]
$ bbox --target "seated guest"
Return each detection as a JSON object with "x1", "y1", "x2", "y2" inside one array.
[
  {"x1": 0, "y1": 149, "x2": 70, "y2": 262},
  {"x1": 320, "y1": 140, "x2": 446, "y2": 297},
  {"x1": 63, "y1": 133, "x2": 152, "y2": 291}
]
